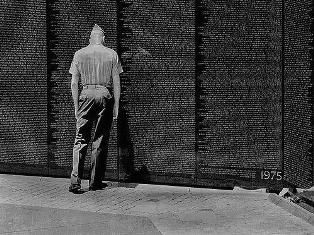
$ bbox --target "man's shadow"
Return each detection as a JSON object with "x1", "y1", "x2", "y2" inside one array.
[{"x1": 117, "y1": 107, "x2": 150, "y2": 183}]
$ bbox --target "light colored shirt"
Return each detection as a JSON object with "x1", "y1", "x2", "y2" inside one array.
[{"x1": 69, "y1": 44, "x2": 123, "y2": 87}]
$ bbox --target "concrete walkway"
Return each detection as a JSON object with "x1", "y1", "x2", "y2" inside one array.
[{"x1": 0, "y1": 174, "x2": 313, "y2": 234}]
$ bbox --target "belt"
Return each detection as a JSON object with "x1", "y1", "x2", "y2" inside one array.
[{"x1": 83, "y1": 84, "x2": 111, "y2": 89}]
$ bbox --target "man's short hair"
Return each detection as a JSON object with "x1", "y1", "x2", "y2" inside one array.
[{"x1": 90, "y1": 24, "x2": 104, "y2": 38}]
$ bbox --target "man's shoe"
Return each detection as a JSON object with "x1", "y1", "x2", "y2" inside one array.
[
  {"x1": 89, "y1": 182, "x2": 108, "y2": 191},
  {"x1": 69, "y1": 184, "x2": 81, "y2": 193}
]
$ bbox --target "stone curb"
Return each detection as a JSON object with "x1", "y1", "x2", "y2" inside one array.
[
  {"x1": 126, "y1": 183, "x2": 268, "y2": 194},
  {"x1": 268, "y1": 193, "x2": 314, "y2": 226}
]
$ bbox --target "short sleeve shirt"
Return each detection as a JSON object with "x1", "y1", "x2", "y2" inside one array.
[{"x1": 69, "y1": 44, "x2": 123, "y2": 87}]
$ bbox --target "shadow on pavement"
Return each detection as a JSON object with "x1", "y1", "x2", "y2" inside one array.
[{"x1": 0, "y1": 203, "x2": 162, "y2": 235}]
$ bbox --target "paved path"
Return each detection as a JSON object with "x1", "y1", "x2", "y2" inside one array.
[{"x1": 0, "y1": 174, "x2": 313, "y2": 234}]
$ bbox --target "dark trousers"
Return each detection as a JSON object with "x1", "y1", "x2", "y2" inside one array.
[{"x1": 70, "y1": 86, "x2": 113, "y2": 187}]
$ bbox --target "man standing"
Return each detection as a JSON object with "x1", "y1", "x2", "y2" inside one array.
[{"x1": 69, "y1": 24, "x2": 122, "y2": 193}]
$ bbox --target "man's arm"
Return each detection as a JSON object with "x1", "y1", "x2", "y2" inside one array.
[
  {"x1": 112, "y1": 74, "x2": 121, "y2": 119},
  {"x1": 71, "y1": 74, "x2": 80, "y2": 118}
]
